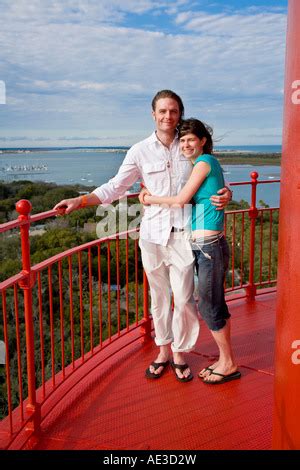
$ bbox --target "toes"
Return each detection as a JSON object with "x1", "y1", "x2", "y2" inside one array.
[
  {"x1": 203, "y1": 376, "x2": 216, "y2": 383},
  {"x1": 198, "y1": 369, "x2": 207, "y2": 378},
  {"x1": 177, "y1": 368, "x2": 190, "y2": 379},
  {"x1": 150, "y1": 366, "x2": 162, "y2": 375},
  {"x1": 201, "y1": 373, "x2": 210, "y2": 380},
  {"x1": 203, "y1": 374, "x2": 217, "y2": 383},
  {"x1": 198, "y1": 368, "x2": 212, "y2": 379}
]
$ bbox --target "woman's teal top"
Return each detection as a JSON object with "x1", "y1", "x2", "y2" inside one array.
[{"x1": 191, "y1": 153, "x2": 225, "y2": 231}]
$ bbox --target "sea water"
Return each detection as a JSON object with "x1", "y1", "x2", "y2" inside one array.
[{"x1": 0, "y1": 146, "x2": 281, "y2": 207}]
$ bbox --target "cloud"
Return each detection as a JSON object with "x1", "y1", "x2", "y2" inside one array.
[
  {"x1": 0, "y1": 136, "x2": 29, "y2": 141},
  {"x1": 175, "y1": 9, "x2": 287, "y2": 39},
  {"x1": 0, "y1": 1, "x2": 287, "y2": 145},
  {"x1": 0, "y1": 0, "x2": 179, "y2": 26}
]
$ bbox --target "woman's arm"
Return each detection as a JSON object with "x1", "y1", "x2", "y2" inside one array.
[{"x1": 144, "y1": 161, "x2": 210, "y2": 208}]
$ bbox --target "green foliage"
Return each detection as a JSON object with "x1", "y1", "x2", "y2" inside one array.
[
  {"x1": 30, "y1": 228, "x2": 94, "y2": 264},
  {"x1": 0, "y1": 182, "x2": 280, "y2": 421},
  {"x1": 225, "y1": 200, "x2": 278, "y2": 289},
  {"x1": 0, "y1": 180, "x2": 95, "y2": 222}
]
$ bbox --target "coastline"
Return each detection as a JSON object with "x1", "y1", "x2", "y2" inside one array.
[
  {"x1": 214, "y1": 152, "x2": 281, "y2": 166},
  {"x1": 0, "y1": 148, "x2": 282, "y2": 166}
]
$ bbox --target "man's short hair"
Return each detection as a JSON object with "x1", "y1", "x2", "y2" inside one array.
[{"x1": 151, "y1": 90, "x2": 184, "y2": 122}]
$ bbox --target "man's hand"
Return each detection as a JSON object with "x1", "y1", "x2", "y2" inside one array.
[
  {"x1": 138, "y1": 187, "x2": 152, "y2": 205},
  {"x1": 210, "y1": 186, "x2": 232, "y2": 211},
  {"x1": 53, "y1": 197, "x2": 82, "y2": 215}
]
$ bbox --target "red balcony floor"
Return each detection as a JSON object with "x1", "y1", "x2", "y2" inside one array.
[{"x1": 34, "y1": 291, "x2": 276, "y2": 450}]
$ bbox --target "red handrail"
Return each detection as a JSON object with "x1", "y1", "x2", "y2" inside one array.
[{"x1": 0, "y1": 177, "x2": 279, "y2": 449}]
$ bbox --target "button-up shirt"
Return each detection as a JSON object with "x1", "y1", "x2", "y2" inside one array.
[{"x1": 92, "y1": 132, "x2": 193, "y2": 246}]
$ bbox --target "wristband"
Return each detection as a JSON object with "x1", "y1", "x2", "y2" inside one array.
[
  {"x1": 225, "y1": 186, "x2": 233, "y2": 201},
  {"x1": 80, "y1": 194, "x2": 88, "y2": 208}
]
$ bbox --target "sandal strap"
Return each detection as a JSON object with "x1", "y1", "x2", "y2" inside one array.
[
  {"x1": 172, "y1": 362, "x2": 189, "y2": 372},
  {"x1": 151, "y1": 361, "x2": 169, "y2": 370},
  {"x1": 209, "y1": 371, "x2": 226, "y2": 377}
]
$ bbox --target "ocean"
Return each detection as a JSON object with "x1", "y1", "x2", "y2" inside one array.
[
  {"x1": 215, "y1": 145, "x2": 281, "y2": 153},
  {"x1": 0, "y1": 146, "x2": 281, "y2": 207}
]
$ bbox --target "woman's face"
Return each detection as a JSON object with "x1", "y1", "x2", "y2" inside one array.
[{"x1": 179, "y1": 133, "x2": 207, "y2": 161}]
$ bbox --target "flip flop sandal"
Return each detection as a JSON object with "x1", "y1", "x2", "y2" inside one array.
[
  {"x1": 203, "y1": 370, "x2": 241, "y2": 385},
  {"x1": 145, "y1": 360, "x2": 169, "y2": 379},
  {"x1": 198, "y1": 366, "x2": 214, "y2": 379},
  {"x1": 171, "y1": 361, "x2": 193, "y2": 382}
]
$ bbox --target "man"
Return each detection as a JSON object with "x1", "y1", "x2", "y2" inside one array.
[{"x1": 54, "y1": 90, "x2": 231, "y2": 381}]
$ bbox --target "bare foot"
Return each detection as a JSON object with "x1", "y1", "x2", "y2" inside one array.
[
  {"x1": 172, "y1": 352, "x2": 191, "y2": 380},
  {"x1": 198, "y1": 361, "x2": 219, "y2": 379},
  {"x1": 149, "y1": 351, "x2": 170, "y2": 376},
  {"x1": 203, "y1": 364, "x2": 238, "y2": 384}
]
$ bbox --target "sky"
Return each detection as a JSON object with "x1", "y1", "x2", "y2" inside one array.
[{"x1": 0, "y1": 0, "x2": 288, "y2": 147}]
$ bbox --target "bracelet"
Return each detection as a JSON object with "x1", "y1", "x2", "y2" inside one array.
[
  {"x1": 225, "y1": 186, "x2": 233, "y2": 201},
  {"x1": 80, "y1": 194, "x2": 88, "y2": 208}
]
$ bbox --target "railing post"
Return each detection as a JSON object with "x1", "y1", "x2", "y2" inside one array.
[
  {"x1": 15, "y1": 200, "x2": 41, "y2": 435},
  {"x1": 246, "y1": 172, "x2": 258, "y2": 301},
  {"x1": 140, "y1": 271, "x2": 152, "y2": 341}
]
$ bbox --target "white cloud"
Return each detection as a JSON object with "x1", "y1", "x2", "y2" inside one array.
[
  {"x1": 175, "y1": 10, "x2": 287, "y2": 38},
  {"x1": 0, "y1": 0, "x2": 176, "y2": 25},
  {"x1": 0, "y1": 1, "x2": 287, "y2": 145}
]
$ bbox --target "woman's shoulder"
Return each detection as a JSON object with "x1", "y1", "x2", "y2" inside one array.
[{"x1": 194, "y1": 153, "x2": 214, "y2": 164}]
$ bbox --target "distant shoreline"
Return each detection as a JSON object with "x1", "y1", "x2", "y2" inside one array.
[
  {"x1": 215, "y1": 152, "x2": 281, "y2": 166},
  {"x1": 0, "y1": 148, "x2": 282, "y2": 166}
]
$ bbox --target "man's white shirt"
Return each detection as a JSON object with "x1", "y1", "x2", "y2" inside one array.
[{"x1": 92, "y1": 132, "x2": 193, "y2": 246}]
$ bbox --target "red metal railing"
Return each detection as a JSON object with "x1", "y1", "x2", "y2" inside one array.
[
  {"x1": 0, "y1": 174, "x2": 280, "y2": 449},
  {"x1": 224, "y1": 172, "x2": 280, "y2": 300}
]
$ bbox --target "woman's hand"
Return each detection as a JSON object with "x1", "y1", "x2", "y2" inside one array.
[
  {"x1": 138, "y1": 187, "x2": 152, "y2": 205},
  {"x1": 210, "y1": 186, "x2": 232, "y2": 210}
]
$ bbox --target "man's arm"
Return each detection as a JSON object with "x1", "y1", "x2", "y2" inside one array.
[
  {"x1": 54, "y1": 193, "x2": 101, "y2": 215},
  {"x1": 210, "y1": 186, "x2": 232, "y2": 211},
  {"x1": 53, "y1": 150, "x2": 140, "y2": 214}
]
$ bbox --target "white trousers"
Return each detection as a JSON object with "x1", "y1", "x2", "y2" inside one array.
[{"x1": 139, "y1": 233, "x2": 200, "y2": 353}]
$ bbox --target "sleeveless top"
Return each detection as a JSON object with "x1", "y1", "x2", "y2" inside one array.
[{"x1": 191, "y1": 153, "x2": 225, "y2": 231}]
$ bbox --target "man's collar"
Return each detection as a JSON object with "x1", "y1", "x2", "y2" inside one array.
[{"x1": 150, "y1": 131, "x2": 179, "y2": 145}]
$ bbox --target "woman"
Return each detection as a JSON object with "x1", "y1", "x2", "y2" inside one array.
[{"x1": 140, "y1": 118, "x2": 241, "y2": 384}]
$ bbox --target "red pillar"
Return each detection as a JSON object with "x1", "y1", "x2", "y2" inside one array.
[
  {"x1": 16, "y1": 200, "x2": 41, "y2": 434},
  {"x1": 272, "y1": 0, "x2": 300, "y2": 449},
  {"x1": 246, "y1": 171, "x2": 258, "y2": 302}
]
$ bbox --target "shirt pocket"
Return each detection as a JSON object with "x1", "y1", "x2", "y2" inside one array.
[{"x1": 142, "y1": 162, "x2": 167, "y2": 192}]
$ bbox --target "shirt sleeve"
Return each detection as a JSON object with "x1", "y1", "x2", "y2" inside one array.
[{"x1": 92, "y1": 148, "x2": 141, "y2": 204}]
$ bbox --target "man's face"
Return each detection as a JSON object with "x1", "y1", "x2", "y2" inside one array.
[{"x1": 152, "y1": 98, "x2": 180, "y2": 133}]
